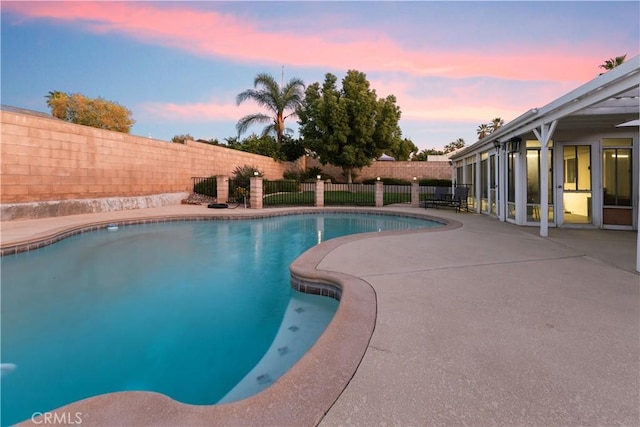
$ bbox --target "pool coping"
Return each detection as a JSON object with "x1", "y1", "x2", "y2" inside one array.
[{"x1": 9, "y1": 207, "x2": 462, "y2": 426}]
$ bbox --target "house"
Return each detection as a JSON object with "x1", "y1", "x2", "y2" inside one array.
[{"x1": 449, "y1": 55, "x2": 639, "y2": 272}]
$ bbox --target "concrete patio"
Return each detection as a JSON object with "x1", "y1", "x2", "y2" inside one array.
[{"x1": 1, "y1": 205, "x2": 638, "y2": 426}]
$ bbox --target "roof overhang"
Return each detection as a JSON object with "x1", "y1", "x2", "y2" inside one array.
[{"x1": 451, "y1": 55, "x2": 640, "y2": 159}]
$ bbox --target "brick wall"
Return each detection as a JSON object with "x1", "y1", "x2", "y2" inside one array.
[
  {"x1": 0, "y1": 110, "x2": 297, "y2": 204},
  {"x1": 306, "y1": 157, "x2": 451, "y2": 182}
]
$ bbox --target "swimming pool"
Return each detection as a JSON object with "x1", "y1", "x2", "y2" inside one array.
[{"x1": 1, "y1": 212, "x2": 438, "y2": 425}]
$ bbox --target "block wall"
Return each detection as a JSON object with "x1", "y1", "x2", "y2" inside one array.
[
  {"x1": 306, "y1": 157, "x2": 452, "y2": 182},
  {"x1": 0, "y1": 110, "x2": 296, "y2": 204}
]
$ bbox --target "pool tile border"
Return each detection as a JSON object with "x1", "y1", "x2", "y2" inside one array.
[{"x1": 8, "y1": 207, "x2": 462, "y2": 426}]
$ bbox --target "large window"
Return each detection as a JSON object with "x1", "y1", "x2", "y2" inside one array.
[
  {"x1": 563, "y1": 146, "x2": 591, "y2": 191},
  {"x1": 489, "y1": 154, "x2": 496, "y2": 215},
  {"x1": 465, "y1": 159, "x2": 476, "y2": 209},
  {"x1": 507, "y1": 152, "x2": 516, "y2": 219},
  {"x1": 602, "y1": 138, "x2": 632, "y2": 206},
  {"x1": 526, "y1": 146, "x2": 554, "y2": 222},
  {"x1": 456, "y1": 162, "x2": 463, "y2": 187},
  {"x1": 480, "y1": 153, "x2": 488, "y2": 212}
]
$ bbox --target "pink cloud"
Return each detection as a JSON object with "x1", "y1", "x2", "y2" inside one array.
[
  {"x1": 3, "y1": 1, "x2": 611, "y2": 82},
  {"x1": 140, "y1": 99, "x2": 262, "y2": 122},
  {"x1": 367, "y1": 76, "x2": 578, "y2": 125}
]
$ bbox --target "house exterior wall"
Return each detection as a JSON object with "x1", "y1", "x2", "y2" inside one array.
[
  {"x1": 0, "y1": 110, "x2": 296, "y2": 204},
  {"x1": 454, "y1": 128, "x2": 638, "y2": 231}
]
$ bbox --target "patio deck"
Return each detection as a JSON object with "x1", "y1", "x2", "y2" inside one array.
[{"x1": 1, "y1": 205, "x2": 638, "y2": 426}]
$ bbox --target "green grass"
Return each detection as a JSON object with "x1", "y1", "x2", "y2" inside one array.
[
  {"x1": 383, "y1": 192, "x2": 411, "y2": 205},
  {"x1": 263, "y1": 191, "x2": 315, "y2": 206},
  {"x1": 262, "y1": 190, "x2": 412, "y2": 206},
  {"x1": 325, "y1": 191, "x2": 374, "y2": 206}
]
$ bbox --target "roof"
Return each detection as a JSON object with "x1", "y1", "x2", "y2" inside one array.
[{"x1": 451, "y1": 55, "x2": 640, "y2": 159}]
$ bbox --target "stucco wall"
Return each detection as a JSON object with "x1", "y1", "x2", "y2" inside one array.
[
  {"x1": 0, "y1": 110, "x2": 295, "y2": 204},
  {"x1": 306, "y1": 157, "x2": 451, "y2": 182}
]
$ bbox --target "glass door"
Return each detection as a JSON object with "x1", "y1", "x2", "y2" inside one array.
[{"x1": 561, "y1": 145, "x2": 592, "y2": 224}]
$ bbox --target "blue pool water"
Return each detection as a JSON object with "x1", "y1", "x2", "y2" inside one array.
[{"x1": 1, "y1": 213, "x2": 437, "y2": 425}]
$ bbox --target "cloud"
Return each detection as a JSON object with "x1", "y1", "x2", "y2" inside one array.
[
  {"x1": 140, "y1": 99, "x2": 261, "y2": 123},
  {"x1": 4, "y1": 1, "x2": 611, "y2": 82},
  {"x1": 367, "y1": 75, "x2": 578, "y2": 124}
]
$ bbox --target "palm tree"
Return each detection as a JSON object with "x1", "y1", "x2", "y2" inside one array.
[
  {"x1": 489, "y1": 117, "x2": 504, "y2": 134},
  {"x1": 476, "y1": 123, "x2": 490, "y2": 139},
  {"x1": 45, "y1": 90, "x2": 68, "y2": 119},
  {"x1": 599, "y1": 55, "x2": 627, "y2": 72},
  {"x1": 443, "y1": 138, "x2": 465, "y2": 154},
  {"x1": 236, "y1": 73, "x2": 305, "y2": 144}
]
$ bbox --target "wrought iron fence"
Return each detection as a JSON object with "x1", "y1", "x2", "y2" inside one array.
[
  {"x1": 263, "y1": 180, "x2": 314, "y2": 206},
  {"x1": 383, "y1": 184, "x2": 412, "y2": 205},
  {"x1": 192, "y1": 176, "x2": 217, "y2": 198},
  {"x1": 228, "y1": 179, "x2": 250, "y2": 207},
  {"x1": 324, "y1": 183, "x2": 375, "y2": 206}
]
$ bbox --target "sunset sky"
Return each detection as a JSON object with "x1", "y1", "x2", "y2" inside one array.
[{"x1": 2, "y1": 1, "x2": 638, "y2": 151}]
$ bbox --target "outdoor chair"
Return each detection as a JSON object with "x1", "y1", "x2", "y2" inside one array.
[
  {"x1": 451, "y1": 186, "x2": 469, "y2": 212},
  {"x1": 424, "y1": 186, "x2": 451, "y2": 209}
]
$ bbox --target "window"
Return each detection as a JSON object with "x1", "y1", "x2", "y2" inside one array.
[
  {"x1": 465, "y1": 160, "x2": 476, "y2": 209},
  {"x1": 526, "y1": 148, "x2": 553, "y2": 204},
  {"x1": 507, "y1": 152, "x2": 516, "y2": 203},
  {"x1": 563, "y1": 146, "x2": 591, "y2": 191},
  {"x1": 603, "y1": 148, "x2": 632, "y2": 206},
  {"x1": 526, "y1": 148, "x2": 554, "y2": 222},
  {"x1": 480, "y1": 153, "x2": 488, "y2": 199}
]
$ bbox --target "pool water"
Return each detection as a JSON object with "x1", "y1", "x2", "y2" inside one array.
[{"x1": 1, "y1": 213, "x2": 436, "y2": 425}]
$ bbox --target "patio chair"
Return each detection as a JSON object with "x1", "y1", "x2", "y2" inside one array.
[
  {"x1": 424, "y1": 186, "x2": 451, "y2": 209},
  {"x1": 452, "y1": 186, "x2": 469, "y2": 212}
]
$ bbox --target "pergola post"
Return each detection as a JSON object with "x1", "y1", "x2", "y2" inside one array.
[{"x1": 533, "y1": 120, "x2": 558, "y2": 237}]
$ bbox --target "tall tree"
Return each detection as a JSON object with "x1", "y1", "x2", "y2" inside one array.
[
  {"x1": 387, "y1": 137, "x2": 418, "y2": 161},
  {"x1": 489, "y1": 117, "x2": 504, "y2": 134},
  {"x1": 476, "y1": 124, "x2": 490, "y2": 139},
  {"x1": 412, "y1": 148, "x2": 444, "y2": 161},
  {"x1": 298, "y1": 70, "x2": 403, "y2": 183},
  {"x1": 44, "y1": 91, "x2": 135, "y2": 133},
  {"x1": 599, "y1": 54, "x2": 627, "y2": 72},
  {"x1": 236, "y1": 73, "x2": 305, "y2": 144},
  {"x1": 45, "y1": 90, "x2": 68, "y2": 119}
]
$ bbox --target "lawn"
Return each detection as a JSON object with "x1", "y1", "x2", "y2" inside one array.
[{"x1": 262, "y1": 190, "x2": 411, "y2": 206}]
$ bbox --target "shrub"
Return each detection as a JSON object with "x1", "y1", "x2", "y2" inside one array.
[
  {"x1": 419, "y1": 179, "x2": 452, "y2": 187},
  {"x1": 283, "y1": 168, "x2": 303, "y2": 181},
  {"x1": 264, "y1": 179, "x2": 301, "y2": 195},
  {"x1": 172, "y1": 134, "x2": 194, "y2": 144},
  {"x1": 300, "y1": 166, "x2": 336, "y2": 182},
  {"x1": 362, "y1": 177, "x2": 412, "y2": 185},
  {"x1": 232, "y1": 165, "x2": 264, "y2": 181}
]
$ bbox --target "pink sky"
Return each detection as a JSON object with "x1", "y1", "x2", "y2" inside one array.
[{"x1": 3, "y1": 1, "x2": 638, "y2": 148}]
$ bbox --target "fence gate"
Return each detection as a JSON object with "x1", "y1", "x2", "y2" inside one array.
[
  {"x1": 192, "y1": 177, "x2": 217, "y2": 198},
  {"x1": 228, "y1": 179, "x2": 250, "y2": 206}
]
